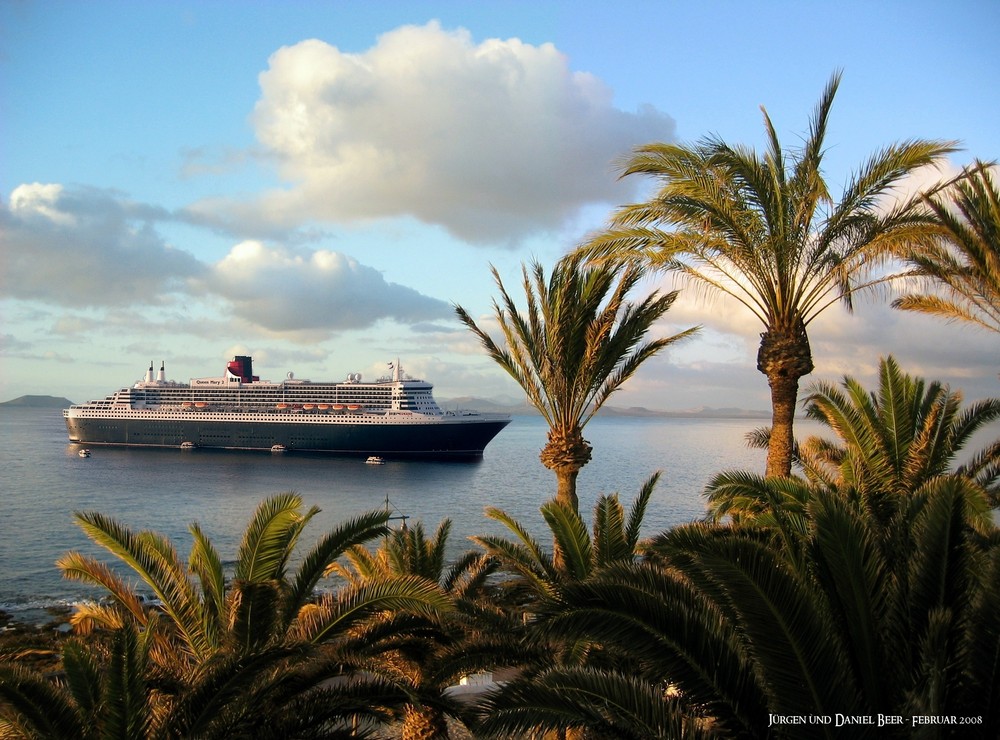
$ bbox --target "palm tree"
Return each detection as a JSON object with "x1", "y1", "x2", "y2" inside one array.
[
  {"x1": 0, "y1": 623, "x2": 407, "y2": 739},
  {"x1": 706, "y1": 356, "x2": 1000, "y2": 523},
  {"x1": 472, "y1": 477, "x2": 663, "y2": 739},
  {"x1": 893, "y1": 160, "x2": 1000, "y2": 333},
  {"x1": 485, "y1": 479, "x2": 1000, "y2": 738},
  {"x1": 456, "y1": 255, "x2": 696, "y2": 510},
  {"x1": 473, "y1": 474, "x2": 659, "y2": 605},
  {"x1": 329, "y1": 518, "x2": 500, "y2": 740},
  {"x1": 50, "y1": 493, "x2": 450, "y2": 736},
  {"x1": 575, "y1": 72, "x2": 956, "y2": 478},
  {"x1": 57, "y1": 493, "x2": 394, "y2": 666},
  {"x1": 0, "y1": 625, "x2": 154, "y2": 739}
]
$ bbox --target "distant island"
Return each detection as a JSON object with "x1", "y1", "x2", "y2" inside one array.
[
  {"x1": 0, "y1": 395, "x2": 74, "y2": 409},
  {"x1": 442, "y1": 397, "x2": 770, "y2": 419}
]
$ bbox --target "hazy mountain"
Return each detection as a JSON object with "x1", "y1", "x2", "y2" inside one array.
[
  {"x1": 440, "y1": 397, "x2": 770, "y2": 419},
  {"x1": 0, "y1": 395, "x2": 74, "y2": 408}
]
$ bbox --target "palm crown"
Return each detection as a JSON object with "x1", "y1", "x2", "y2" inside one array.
[
  {"x1": 576, "y1": 72, "x2": 956, "y2": 477},
  {"x1": 456, "y1": 255, "x2": 696, "y2": 509}
]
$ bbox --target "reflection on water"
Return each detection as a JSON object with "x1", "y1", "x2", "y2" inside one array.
[{"x1": 2, "y1": 408, "x2": 778, "y2": 614}]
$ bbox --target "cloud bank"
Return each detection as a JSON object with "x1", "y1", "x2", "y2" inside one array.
[
  {"x1": 241, "y1": 22, "x2": 674, "y2": 243},
  {"x1": 1, "y1": 184, "x2": 449, "y2": 337},
  {"x1": 203, "y1": 240, "x2": 449, "y2": 331},
  {"x1": 2, "y1": 184, "x2": 202, "y2": 306}
]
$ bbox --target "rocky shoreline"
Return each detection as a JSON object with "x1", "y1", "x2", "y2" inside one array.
[{"x1": 0, "y1": 607, "x2": 74, "y2": 674}]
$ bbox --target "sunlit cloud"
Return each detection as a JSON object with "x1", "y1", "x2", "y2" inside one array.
[
  {"x1": 200, "y1": 240, "x2": 450, "y2": 333},
  {"x1": 214, "y1": 22, "x2": 676, "y2": 244},
  {"x1": 1, "y1": 184, "x2": 202, "y2": 306}
]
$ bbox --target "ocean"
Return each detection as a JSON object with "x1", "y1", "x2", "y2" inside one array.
[{"x1": 0, "y1": 406, "x2": 792, "y2": 622}]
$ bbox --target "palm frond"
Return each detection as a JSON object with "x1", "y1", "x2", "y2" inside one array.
[
  {"x1": 289, "y1": 508, "x2": 390, "y2": 616},
  {"x1": 295, "y1": 576, "x2": 450, "y2": 644},
  {"x1": 540, "y1": 499, "x2": 592, "y2": 580},
  {"x1": 476, "y1": 666, "x2": 705, "y2": 740},
  {"x1": 69, "y1": 510, "x2": 209, "y2": 659},
  {"x1": 234, "y1": 492, "x2": 315, "y2": 583},
  {"x1": 0, "y1": 662, "x2": 87, "y2": 739}
]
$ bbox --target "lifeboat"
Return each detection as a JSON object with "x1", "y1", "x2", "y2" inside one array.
[
  {"x1": 303, "y1": 404, "x2": 315, "y2": 410},
  {"x1": 332, "y1": 404, "x2": 345, "y2": 411},
  {"x1": 182, "y1": 401, "x2": 193, "y2": 409},
  {"x1": 194, "y1": 402, "x2": 208, "y2": 409},
  {"x1": 317, "y1": 404, "x2": 330, "y2": 410},
  {"x1": 347, "y1": 404, "x2": 362, "y2": 411},
  {"x1": 276, "y1": 403, "x2": 288, "y2": 410}
]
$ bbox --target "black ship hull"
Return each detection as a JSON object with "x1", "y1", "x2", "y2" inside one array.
[{"x1": 65, "y1": 415, "x2": 510, "y2": 460}]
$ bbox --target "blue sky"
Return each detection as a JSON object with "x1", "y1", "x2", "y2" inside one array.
[{"x1": 2, "y1": 0, "x2": 998, "y2": 410}]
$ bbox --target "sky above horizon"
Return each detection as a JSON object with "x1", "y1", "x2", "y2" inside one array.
[{"x1": 2, "y1": 0, "x2": 998, "y2": 411}]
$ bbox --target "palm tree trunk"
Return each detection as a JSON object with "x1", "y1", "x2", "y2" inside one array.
[
  {"x1": 758, "y1": 323, "x2": 813, "y2": 478},
  {"x1": 766, "y1": 372, "x2": 800, "y2": 478},
  {"x1": 540, "y1": 426, "x2": 591, "y2": 513},
  {"x1": 554, "y1": 468, "x2": 580, "y2": 512}
]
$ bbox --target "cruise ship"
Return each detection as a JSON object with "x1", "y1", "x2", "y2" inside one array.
[{"x1": 64, "y1": 356, "x2": 511, "y2": 459}]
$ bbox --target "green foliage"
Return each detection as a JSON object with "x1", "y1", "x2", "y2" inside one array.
[
  {"x1": 456, "y1": 255, "x2": 695, "y2": 507},
  {"x1": 893, "y1": 160, "x2": 1000, "y2": 333},
  {"x1": 575, "y1": 71, "x2": 956, "y2": 478},
  {"x1": 0, "y1": 494, "x2": 469, "y2": 738},
  {"x1": 707, "y1": 356, "x2": 1000, "y2": 524}
]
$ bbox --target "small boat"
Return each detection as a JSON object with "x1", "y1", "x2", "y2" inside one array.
[
  {"x1": 180, "y1": 441, "x2": 196, "y2": 450},
  {"x1": 78, "y1": 449, "x2": 91, "y2": 458},
  {"x1": 271, "y1": 444, "x2": 287, "y2": 453},
  {"x1": 365, "y1": 456, "x2": 384, "y2": 465}
]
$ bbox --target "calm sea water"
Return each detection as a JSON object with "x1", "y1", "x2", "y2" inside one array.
[{"x1": 1, "y1": 407, "x2": 787, "y2": 621}]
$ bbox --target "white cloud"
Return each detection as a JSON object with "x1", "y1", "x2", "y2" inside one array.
[
  {"x1": 240, "y1": 22, "x2": 674, "y2": 243},
  {"x1": 1, "y1": 184, "x2": 452, "y2": 337},
  {"x1": 1, "y1": 184, "x2": 202, "y2": 306},
  {"x1": 201, "y1": 240, "x2": 450, "y2": 332}
]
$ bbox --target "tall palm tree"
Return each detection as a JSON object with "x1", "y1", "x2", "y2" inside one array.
[
  {"x1": 456, "y1": 256, "x2": 696, "y2": 510},
  {"x1": 575, "y1": 72, "x2": 956, "y2": 478},
  {"x1": 892, "y1": 159, "x2": 1000, "y2": 333}
]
